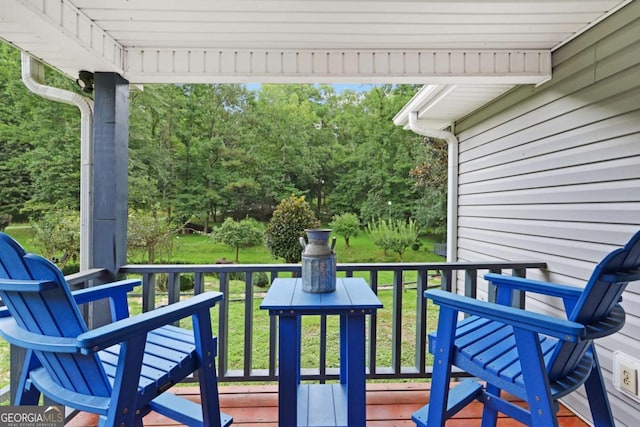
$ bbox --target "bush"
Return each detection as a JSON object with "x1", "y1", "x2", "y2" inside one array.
[
  {"x1": 30, "y1": 209, "x2": 80, "y2": 269},
  {"x1": 0, "y1": 213, "x2": 12, "y2": 231},
  {"x1": 155, "y1": 273, "x2": 195, "y2": 292},
  {"x1": 264, "y1": 195, "x2": 319, "y2": 263},
  {"x1": 367, "y1": 218, "x2": 419, "y2": 262},
  {"x1": 252, "y1": 272, "x2": 270, "y2": 288},
  {"x1": 61, "y1": 263, "x2": 80, "y2": 276},
  {"x1": 329, "y1": 212, "x2": 360, "y2": 248},
  {"x1": 212, "y1": 217, "x2": 264, "y2": 262},
  {"x1": 128, "y1": 210, "x2": 180, "y2": 263}
]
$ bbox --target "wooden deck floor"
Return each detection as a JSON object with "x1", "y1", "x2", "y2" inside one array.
[{"x1": 67, "y1": 382, "x2": 589, "y2": 426}]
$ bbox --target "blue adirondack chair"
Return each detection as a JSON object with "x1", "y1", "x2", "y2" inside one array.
[
  {"x1": 413, "y1": 230, "x2": 640, "y2": 427},
  {"x1": 0, "y1": 232, "x2": 232, "y2": 427}
]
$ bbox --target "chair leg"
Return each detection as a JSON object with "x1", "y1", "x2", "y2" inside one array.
[
  {"x1": 106, "y1": 340, "x2": 146, "y2": 427},
  {"x1": 425, "y1": 307, "x2": 459, "y2": 427},
  {"x1": 193, "y1": 309, "x2": 223, "y2": 427},
  {"x1": 480, "y1": 384, "x2": 500, "y2": 427},
  {"x1": 513, "y1": 329, "x2": 559, "y2": 427},
  {"x1": 584, "y1": 350, "x2": 615, "y2": 427},
  {"x1": 14, "y1": 350, "x2": 42, "y2": 405}
]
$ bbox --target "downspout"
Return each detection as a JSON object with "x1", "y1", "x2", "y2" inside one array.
[
  {"x1": 408, "y1": 112, "x2": 458, "y2": 262},
  {"x1": 21, "y1": 52, "x2": 94, "y2": 271}
]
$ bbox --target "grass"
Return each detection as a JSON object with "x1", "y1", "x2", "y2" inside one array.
[
  {"x1": 134, "y1": 230, "x2": 444, "y2": 265},
  {"x1": 1, "y1": 225, "x2": 444, "y2": 395}
]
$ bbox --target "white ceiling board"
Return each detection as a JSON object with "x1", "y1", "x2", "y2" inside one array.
[
  {"x1": 0, "y1": 0, "x2": 627, "y2": 82},
  {"x1": 0, "y1": 0, "x2": 632, "y2": 128}
]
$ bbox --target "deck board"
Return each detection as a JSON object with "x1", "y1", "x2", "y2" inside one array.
[{"x1": 66, "y1": 382, "x2": 588, "y2": 426}]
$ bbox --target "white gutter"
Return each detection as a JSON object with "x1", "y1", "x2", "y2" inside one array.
[
  {"x1": 21, "y1": 52, "x2": 94, "y2": 271},
  {"x1": 408, "y1": 111, "x2": 458, "y2": 262}
]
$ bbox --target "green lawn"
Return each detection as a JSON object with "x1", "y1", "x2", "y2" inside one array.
[
  {"x1": 135, "y1": 229, "x2": 445, "y2": 265},
  {"x1": 1, "y1": 225, "x2": 443, "y2": 397}
]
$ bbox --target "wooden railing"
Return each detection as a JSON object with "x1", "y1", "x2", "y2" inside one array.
[
  {"x1": 118, "y1": 261, "x2": 546, "y2": 383},
  {"x1": 4, "y1": 260, "x2": 546, "y2": 403}
]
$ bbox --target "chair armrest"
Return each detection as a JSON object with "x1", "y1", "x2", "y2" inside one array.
[
  {"x1": 484, "y1": 273, "x2": 583, "y2": 300},
  {"x1": 0, "y1": 278, "x2": 57, "y2": 292},
  {"x1": 0, "y1": 279, "x2": 140, "y2": 317},
  {"x1": 601, "y1": 269, "x2": 640, "y2": 283},
  {"x1": 77, "y1": 291, "x2": 224, "y2": 354},
  {"x1": 71, "y1": 279, "x2": 141, "y2": 305},
  {"x1": 425, "y1": 289, "x2": 585, "y2": 341},
  {"x1": 0, "y1": 317, "x2": 79, "y2": 352}
]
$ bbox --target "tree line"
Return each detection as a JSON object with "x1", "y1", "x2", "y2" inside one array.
[{"x1": 0, "y1": 42, "x2": 447, "y2": 242}]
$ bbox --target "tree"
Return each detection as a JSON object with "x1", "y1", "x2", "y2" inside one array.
[
  {"x1": 0, "y1": 39, "x2": 428, "y2": 230},
  {"x1": 415, "y1": 189, "x2": 447, "y2": 240},
  {"x1": 327, "y1": 85, "x2": 423, "y2": 220},
  {"x1": 367, "y1": 218, "x2": 419, "y2": 262},
  {"x1": 212, "y1": 217, "x2": 263, "y2": 262},
  {"x1": 127, "y1": 210, "x2": 179, "y2": 263},
  {"x1": 0, "y1": 42, "x2": 82, "y2": 220},
  {"x1": 329, "y1": 213, "x2": 361, "y2": 248},
  {"x1": 410, "y1": 136, "x2": 448, "y2": 239},
  {"x1": 30, "y1": 209, "x2": 80, "y2": 270},
  {"x1": 264, "y1": 194, "x2": 320, "y2": 263}
]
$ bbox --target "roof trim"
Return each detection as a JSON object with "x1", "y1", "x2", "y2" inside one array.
[
  {"x1": 550, "y1": 0, "x2": 635, "y2": 51},
  {"x1": 1, "y1": 0, "x2": 124, "y2": 75},
  {"x1": 123, "y1": 48, "x2": 551, "y2": 84},
  {"x1": 393, "y1": 83, "x2": 516, "y2": 130}
]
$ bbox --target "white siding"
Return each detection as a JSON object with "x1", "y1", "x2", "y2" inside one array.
[{"x1": 454, "y1": 1, "x2": 640, "y2": 425}]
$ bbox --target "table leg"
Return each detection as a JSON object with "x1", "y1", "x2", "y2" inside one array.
[
  {"x1": 344, "y1": 313, "x2": 366, "y2": 427},
  {"x1": 339, "y1": 314, "x2": 347, "y2": 384},
  {"x1": 278, "y1": 315, "x2": 300, "y2": 427}
]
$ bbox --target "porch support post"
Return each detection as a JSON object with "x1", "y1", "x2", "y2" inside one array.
[{"x1": 90, "y1": 72, "x2": 129, "y2": 325}]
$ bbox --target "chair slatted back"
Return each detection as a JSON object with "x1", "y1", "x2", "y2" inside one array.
[
  {"x1": 547, "y1": 231, "x2": 640, "y2": 380},
  {"x1": 0, "y1": 233, "x2": 112, "y2": 397}
]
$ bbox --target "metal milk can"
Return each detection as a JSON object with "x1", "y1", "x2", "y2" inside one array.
[{"x1": 299, "y1": 229, "x2": 337, "y2": 293}]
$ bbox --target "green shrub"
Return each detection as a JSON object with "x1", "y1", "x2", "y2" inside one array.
[
  {"x1": 30, "y1": 209, "x2": 80, "y2": 269},
  {"x1": 128, "y1": 210, "x2": 180, "y2": 263},
  {"x1": 155, "y1": 273, "x2": 195, "y2": 292},
  {"x1": 367, "y1": 218, "x2": 419, "y2": 262},
  {"x1": 211, "y1": 217, "x2": 264, "y2": 262},
  {"x1": 252, "y1": 272, "x2": 270, "y2": 288},
  {"x1": 0, "y1": 213, "x2": 11, "y2": 231},
  {"x1": 329, "y1": 212, "x2": 360, "y2": 248},
  {"x1": 264, "y1": 195, "x2": 319, "y2": 263},
  {"x1": 61, "y1": 263, "x2": 80, "y2": 276}
]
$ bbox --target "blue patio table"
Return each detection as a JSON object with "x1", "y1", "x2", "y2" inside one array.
[{"x1": 260, "y1": 277, "x2": 382, "y2": 427}]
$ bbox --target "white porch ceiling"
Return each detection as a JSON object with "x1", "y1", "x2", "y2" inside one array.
[{"x1": 0, "y1": 0, "x2": 632, "y2": 127}]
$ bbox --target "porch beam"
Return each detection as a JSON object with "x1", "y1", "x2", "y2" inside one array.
[{"x1": 123, "y1": 48, "x2": 551, "y2": 84}]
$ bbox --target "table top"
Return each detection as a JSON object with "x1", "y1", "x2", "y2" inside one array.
[{"x1": 260, "y1": 277, "x2": 382, "y2": 313}]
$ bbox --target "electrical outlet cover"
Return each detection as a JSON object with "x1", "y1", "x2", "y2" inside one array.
[
  {"x1": 620, "y1": 362, "x2": 638, "y2": 394},
  {"x1": 613, "y1": 351, "x2": 640, "y2": 402}
]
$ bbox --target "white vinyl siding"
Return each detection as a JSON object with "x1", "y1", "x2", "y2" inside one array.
[{"x1": 453, "y1": 1, "x2": 640, "y2": 425}]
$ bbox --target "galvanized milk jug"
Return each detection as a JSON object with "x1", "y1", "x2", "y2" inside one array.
[{"x1": 299, "y1": 229, "x2": 337, "y2": 293}]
